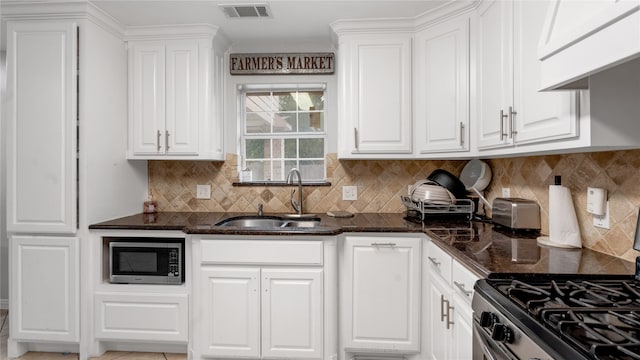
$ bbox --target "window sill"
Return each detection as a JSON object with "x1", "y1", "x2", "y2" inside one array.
[{"x1": 233, "y1": 181, "x2": 332, "y2": 187}]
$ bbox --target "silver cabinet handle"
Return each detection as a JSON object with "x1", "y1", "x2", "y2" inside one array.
[
  {"x1": 454, "y1": 281, "x2": 472, "y2": 297},
  {"x1": 500, "y1": 110, "x2": 508, "y2": 141},
  {"x1": 509, "y1": 106, "x2": 517, "y2": 139},
  {"x1": 354, "y1": 127, "x2": 359, "y2": 151},
  {"x1": 165, "y1": 130, "x2": 170, "y2": 151},
  {"x1": 460, "y1": 122, "x2": 465, "y2": 146},
  {"x1": 427, "y1": 256, "x2": 441, "y2": 267},
  {"x1": 371, "y1": 242, "x2": 396, "y2": 247},
  {"x1": 157, "y1": 130, "x2": 162, "y2": 152},
  {"x1": 441, "y1": 295, "x2": 454, "y2": 329}
]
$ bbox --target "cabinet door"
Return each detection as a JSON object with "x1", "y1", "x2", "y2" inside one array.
[
  {"x1": 476, "y1": 0, "x2": 514, "y2": 149},
  {"x1": 165, "y1": 41, "x2": 199, "y2": 154},
  {"x1": 343, "y1": 236, "x2": 421, "y2": 352},
  {"x1": 10, "y1": 236, "x2": 79, "y2": 342},
  {"x1": 426, "y1": 274, "x2": 452, "y2": 360},
  {"x1": 262, "y1": 268, "x2": 323, "y2": 359},
  {"x1": 6, "y1": 21, "x2": 77, "y2": 234},
  {"x1": 342, "y1": 34, "x2": 412, "y2": 155},
  {"x1": 415, "y1": 17, "x2": 469, "y2": 153},
  {"x1": 512, "y1": 0, "x2": 578, "y2": 145},
  {"x1": 129, "y1": 42, "x2": 166, "y2": 155},
  {"x1": 452, "y1": 294, "x2": 474, "y2": 360},
  {"x1": 200, "y1": 267, "x2": 260, "y2": 358}
]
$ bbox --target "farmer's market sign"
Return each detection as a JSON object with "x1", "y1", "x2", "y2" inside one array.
[{"x1": 230, "y1": 53, "x2": 335, "y2": 75}]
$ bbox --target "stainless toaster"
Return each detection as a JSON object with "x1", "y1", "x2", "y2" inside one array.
[{"x1": 492, "y1": 198, "x2": 541, "y2": 230}]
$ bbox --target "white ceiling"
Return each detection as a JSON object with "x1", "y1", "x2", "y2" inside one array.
[{"x1": 91, "y1": 0, "x2": 453, "y2": 48}]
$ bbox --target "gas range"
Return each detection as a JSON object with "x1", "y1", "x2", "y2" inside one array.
[{"x1": 473, "y1": 273, "x2": 640, "y2": 360}]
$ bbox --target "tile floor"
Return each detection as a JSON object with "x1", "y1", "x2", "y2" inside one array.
[{"x1": 0, "y1": 310, "x2": 186, "y2": 360}]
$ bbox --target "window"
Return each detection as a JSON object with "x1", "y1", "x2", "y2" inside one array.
[{"x1": 239, "y1": 84, "x2": 327, "y2": 182}]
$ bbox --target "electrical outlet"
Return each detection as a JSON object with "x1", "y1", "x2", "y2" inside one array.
[
  {"x1": 502, "y1": 188, "x2": 511, "y2": 197},
  {"x1": 593, "y1": 201, "x2": 611, "y2": 229},
  {"x1": 196, "y1": 184, "x2": 211, "y2": 199},
  {"x1": 343, "y1": 186, "x2": 358, "y2": 201}
]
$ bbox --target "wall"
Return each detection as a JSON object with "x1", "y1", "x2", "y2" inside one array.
[{"x1": 149, "y1": 149, "x2": 640, "y2": 263}]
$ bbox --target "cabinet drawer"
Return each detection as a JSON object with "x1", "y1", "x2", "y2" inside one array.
[
  {"x1": 94, "y1": 292, "x2": 188, "y2": 342},
  {"x1": 426, "y1": 241, "x2": 452, "y2": 283},
  {"x1": 452, "y1": 260, "x2": 480, "y2": 303},
  {"x1": 200, "y1": 239, "x2": 323, "y2": 265}
]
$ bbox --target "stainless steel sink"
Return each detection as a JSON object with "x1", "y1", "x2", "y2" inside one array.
[{"x1": 215, "y1": 216, "x2": 321, "y2": 229}]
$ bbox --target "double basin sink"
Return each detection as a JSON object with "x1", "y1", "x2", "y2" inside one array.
[{"x1": 215, "y1": 215, "x2": 322, "y2": 229}]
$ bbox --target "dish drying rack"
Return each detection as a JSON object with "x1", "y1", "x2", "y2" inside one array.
[{"x1": 401, "y1": 196, "x2": 474, "y2": 221}]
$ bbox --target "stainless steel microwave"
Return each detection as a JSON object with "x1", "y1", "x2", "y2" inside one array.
[{"x1": 109, "y1": 240, "x2": 184, "y2": 285}]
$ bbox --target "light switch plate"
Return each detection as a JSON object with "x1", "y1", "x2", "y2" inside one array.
[
  {"x1": 343, "y1": 186, "x2": 357, "y2": 201},
  {"x1": 196, "y1": 184, "x2": 211, "y2": 199},
  {"x1": 502, "y1": 188, "x2": 511, "y2": 197},
  {"x1": 593, "y1": 201, "x2": 610, "y2": 229}
]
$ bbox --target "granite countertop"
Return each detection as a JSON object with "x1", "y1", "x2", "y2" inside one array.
[{"x1": 90, "y1": 212, "x2": 636, "y2": 277}]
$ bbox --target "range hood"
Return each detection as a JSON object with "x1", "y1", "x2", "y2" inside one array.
[{"x1": 538, "y1": 0, "x2": 640, "y2": 91}]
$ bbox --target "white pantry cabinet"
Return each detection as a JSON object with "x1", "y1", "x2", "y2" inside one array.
[
  {"x1": 475, "y1": 0, "x2": 578, "y2": 150},
  {"x1": 341, "y1": 235, "x2": 421, "y2": 354},
  {"x1": 424, "y1": 240, "x2": 478, "y2": 360},
  {"x1": 333, "y1": 29, "x2": 413, "y2": 158},
  {"x1": 10, "y1": 236, "x2": 79, "y2": 343},
  {"x1": 127, "y1": 26, "x2": 227, "y2": 160},
  {"x1": 414, "y1": 16, "x2": 470, "y2": 154},
  {"x1": 193, "y1": 238, "x2": 336, "y2": 360}
]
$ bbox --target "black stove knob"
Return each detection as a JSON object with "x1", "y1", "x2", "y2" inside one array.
[
  {"x1": 491, "y1": 324, "x2": 514, "y2": 343},
  {"x1": 479, "y1": 311, "x2": 498, "y2": 328}
]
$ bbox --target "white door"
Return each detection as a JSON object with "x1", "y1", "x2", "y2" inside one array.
[
  {"x1": 343, "y1": 236, "x2": 421, "y2": 352},
  {"x1": 262, "y1": 268, "x2": 323, "y2": 359},
  {"x1": 165, "y1": 41, "x2": 199, "y2": 154},
  {"x1": 200, "y1": 267, "x2": 260, "y2": 358},
  {"x1": 415, "y1": 17, "x2": 470, "y2": 153},
  {"x1": 476, "y1": 0, "x2": 514, "y2": 149},
  {"x1": 130, "y1": 42, "x2": 166, "y2": 155},
  {"x1": 6, "y1": 21, "x2": 77, "y2": 234},
  {"x1": 426, "y1": 274, "x2": 452, "y2": 360},
  {"x1": 10, "y1": 236, "x2": 79, "y2": 342},
  {"x1": 346, "y1": 34, "x2": 412, "y2": 154},
  {"x1": 512, "y1": 0, "x2": 578, "y2": 145},
  {"x1": 452, "y1": 295, "x2": 474, "y2": 360}
]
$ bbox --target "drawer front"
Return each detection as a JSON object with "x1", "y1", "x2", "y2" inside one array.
[
  {"x1": 452, "y1": 260, "x2": 480, "y2": 304},
  {"x1": 94, "y1": 292, "x2": 188, "y2": 342},
  {"x1": 426, "y1": 241, "x2": 452, "y2": 283},
  {"x1": 200, "y1": 239, "x2": 323, "y2": 265}
]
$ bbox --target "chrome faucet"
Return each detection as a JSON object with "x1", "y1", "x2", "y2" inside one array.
[{"x1": 286, "y1": 168, "x2": 303, "y2": 216}]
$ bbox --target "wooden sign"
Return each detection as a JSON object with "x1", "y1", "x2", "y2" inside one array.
[{"x1": 230, "y1": 53, "x2": 335, "y2": 75}]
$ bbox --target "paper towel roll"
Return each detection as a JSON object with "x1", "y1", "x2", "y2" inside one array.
[{"x1": 538, "y1": 185, "x2": 582, "y2": 248}]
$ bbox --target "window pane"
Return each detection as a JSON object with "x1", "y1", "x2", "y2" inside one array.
[
  {"x1": 299, "y1": 160, "x2": 325, "y2": 180},
  {"x1": 298, "y1": 112, "x2": 324, "y2": 132},
  {"x1": 284, "y1": 139, "x2": 297, "y2": 158},
  {"x1": 246, "y1": 112, "x2": 272, "y2": 133},
  {"x1": 273, "y1": 112, "x2": 297, "y2": 132},
  {"x1": 245, "y1": 139, "x2": 271, "y2": 159},
  {"x1": 299, "y1": 138, "x2": 324, "y2": 158},
  {"x1": 246, "y1": 160, "x2": 273, "y2": 181},
  {"x1": 246, "y1": 92, "x2": 274, "y2": 112},
  {"x1": 298, "y1": 91, "x2": 324, "y2": 110},
  {"x1": 271, "y1": 160, "x2": 285, "y2": 181},
  {"x1": 272, "y1": 139, "x2": 284, "y2": 158},
  {"x1": 284, "y1": 160, "x2": 297, "y2": 177},
  {"x1": 274, "y1": 92, "x2": 297, "y2": 111}
]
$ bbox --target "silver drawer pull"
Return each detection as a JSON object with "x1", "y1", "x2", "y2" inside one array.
[
  {"x1": 157, "y1": 130, "x2": 162, "y2": 151},
  {"x1": 371, "y1": 242, "x2": 396, "y2": 247},
  {"x1": 427, "y1": 256, "x2": 441, "y2": 267},
  {"x1": 454, "y1": 281, "x2": 472, "y2": 297}
]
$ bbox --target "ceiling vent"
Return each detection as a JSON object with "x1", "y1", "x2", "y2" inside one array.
[{"x1": 220, "y1": 4, "x2": 272, "y2": 19}]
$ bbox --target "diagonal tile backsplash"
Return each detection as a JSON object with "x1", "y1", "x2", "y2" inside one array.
[{"x1": 149, "y1": 150, "x2": 640, "y2": 262}]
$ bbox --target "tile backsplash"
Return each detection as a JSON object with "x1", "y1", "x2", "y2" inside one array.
[{"x1": 149, "y1": 150, "x2": 640, "y2": 262}]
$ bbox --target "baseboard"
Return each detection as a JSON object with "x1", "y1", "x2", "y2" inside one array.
[{"x1": 0, "y1": 299, "x2": 7, "y2": 310}]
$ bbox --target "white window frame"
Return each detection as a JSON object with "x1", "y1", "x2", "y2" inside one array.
[{"x1": 238, "y1": 83, "x2": 328, "y2": 183}]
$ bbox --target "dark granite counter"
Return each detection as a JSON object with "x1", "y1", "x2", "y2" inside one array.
[{"x1": 90, "y1": 212, "x2": 636, "y2": 277}]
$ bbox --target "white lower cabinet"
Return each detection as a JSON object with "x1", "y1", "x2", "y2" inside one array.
[
  {"x1": 10, "y1": 236, "x2": 79, "y2": 343},
  {"x1": 94, "y1": 292, "x2": 188, "y2": 343},
  {"x1": 425, "y1": 240, "x2": 479, "y2": 360},
  {"x1": 194, "y1": 238, "x2": 331, "y2": 360},
  {"x1": 341, "y1": 235, "x2": 421, "y2": 354}
]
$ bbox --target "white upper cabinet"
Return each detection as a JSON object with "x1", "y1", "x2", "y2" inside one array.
[
  {"x1": 414, "y1": 17, "x2": 470, "y2": 153},
  {"x1": 6, "y1": 20, "x2": 78, "y2": 234},
  {"x1": 127, "y1": 26, "x2": 227, "y2": 160},
  {"x1": 335, "y1": 31, "x2": 413, "y2": 158},
  {"x1": 475, "y1": 0, "x2": 578, "y2": 150}
]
